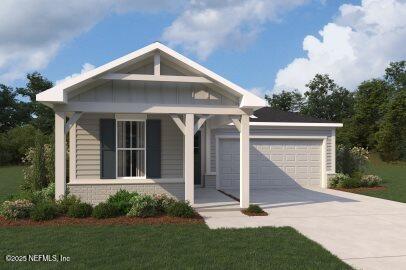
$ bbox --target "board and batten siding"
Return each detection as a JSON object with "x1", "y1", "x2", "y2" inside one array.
[
  {"x1": 68, "y1": 81, "x2": 238, "y2": 107},
  {"x1": 209, "y1": 127, "x2": 335, "y2": 174},
  {"x1": 74, "y1": 113, "x2": 183, "y2": 180}
]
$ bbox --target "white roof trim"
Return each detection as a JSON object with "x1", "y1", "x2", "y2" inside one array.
[
  {"x1": 228, "y1": 122, "x2": 343, "y2": 127},
  {"x1": 36, "y1": 42, "x2": 266, "y2": 109}
]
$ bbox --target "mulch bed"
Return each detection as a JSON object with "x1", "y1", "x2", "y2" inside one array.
[
  {"x1": 0, "y1": 215, "x2": 204, "y2": 227},
  {"x1": 241, "y1": 210, "x2": 268, "y2": 216},
  {"x1": 335, "y1": 186, "x2": 386, "y2": 193}
]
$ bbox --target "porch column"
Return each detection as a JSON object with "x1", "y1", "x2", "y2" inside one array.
[
  {"x1": 184, "y1": 113, "x2": 194, "y2": 205},
  {"x1": 55, "y1": 111, "x2": 66, "y2": 200},
  {"x1": 240, "y1": 114, "x2": 250, "y2": 208}
]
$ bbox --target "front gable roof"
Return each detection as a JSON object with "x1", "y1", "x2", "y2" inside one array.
[{"x1": 36, "y1": 42, "x2": 266, "y2": 109}]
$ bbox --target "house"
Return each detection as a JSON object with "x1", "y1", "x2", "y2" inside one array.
[{"x1": 36, "y1": 42, "x2": 342, "y2": 208}]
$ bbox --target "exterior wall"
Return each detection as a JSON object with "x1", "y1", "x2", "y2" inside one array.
[
  {"x1": 209, "y1": 126, "x2": 335, "y2": 174},
  {"x1": 205, "y1": 175, "x2": 216, "y2": 188},
  {"x1": 74, "y1": 113, "x2": 183, "y2": 180},
  {"x1": 68, "y1": 183, "x2": 184, "y2": 205},
  {"x1": 68, "y1": 81, "x2": 238, "y2": 106}
]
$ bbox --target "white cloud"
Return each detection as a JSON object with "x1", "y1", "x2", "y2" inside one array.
[
  {"x1": 274, "y1": 0, "x2": 406, "y2": 92},
  {"x1": 0, "y1": 0, "x2": 312, "y2": 83},
  {"x1": 162, "y1": 0, "x2": 310, "y2": 59},
  {"x1": 0, "y1": 0, "x2": 186, "y2": 83},
  {"x1": 56, "y1": 63, "x2": 95, "y2": 85}
]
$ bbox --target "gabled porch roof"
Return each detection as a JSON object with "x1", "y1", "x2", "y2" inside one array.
[{"x1": 36, "y1": 42, "x2": 266, "y2": 109}]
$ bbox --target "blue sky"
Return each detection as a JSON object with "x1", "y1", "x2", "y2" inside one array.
[{"x1": 1, "y1": 0, "x2": 405, "y2": 96}]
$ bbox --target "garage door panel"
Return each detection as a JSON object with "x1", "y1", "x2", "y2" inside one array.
[{"x1": 219, "y1": 139, "x2": 322, "y2": 189}]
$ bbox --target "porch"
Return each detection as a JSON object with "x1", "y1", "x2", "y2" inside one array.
[{"x1": 55, "y1": 111, "x2": 251, "y2": 207}]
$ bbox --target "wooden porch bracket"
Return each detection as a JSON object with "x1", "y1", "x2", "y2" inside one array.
[
  {"x1": 170, "y1": 114, "x2": 186, "y2": 135},
  {"x1": 229, "y1": 116, "x2": 241, "y2": 132},
  {"x1": 194, "y1": 115, "x2": 212, "y2": 134},
  {"x1": 64, "y1": 112, "x2": 83, "y2": 135}
]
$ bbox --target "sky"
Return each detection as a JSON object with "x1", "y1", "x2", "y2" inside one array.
[{"x1": 0, "y1": 0, "x2": 405, "y2": 98}]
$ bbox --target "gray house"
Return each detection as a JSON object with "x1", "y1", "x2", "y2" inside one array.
[{"x1": 36, "y1": 42, "x2": 342, "y2": 208}]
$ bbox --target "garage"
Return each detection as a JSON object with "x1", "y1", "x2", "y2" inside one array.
[{"x1": 218, "y1": 138, "x2": 324, "y2": 189}]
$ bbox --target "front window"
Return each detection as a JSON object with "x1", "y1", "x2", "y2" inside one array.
[{"x1": 116, "y1": 120, "x2": 146, "y2": 178}]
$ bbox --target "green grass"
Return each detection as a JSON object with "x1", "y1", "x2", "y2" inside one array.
[
  {"x1": 0, "y1": 224, "x2": 351, "y2": 270},
  {"x1": 351, "y1": 154, "x2": 406, "y2": 202},
  {"x1": 0, "y1": 166, "x2": 24, "y2": 202}
]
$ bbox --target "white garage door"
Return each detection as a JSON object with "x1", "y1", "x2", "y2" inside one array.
[{"x1": 219, "y1": 139, "x2": 322, "y2": 189}]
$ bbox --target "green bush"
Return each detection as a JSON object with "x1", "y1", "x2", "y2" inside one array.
[
  {"x1": 245, "y1": 204, "x2": 264, "y2": 214},
  {"x1": 21, "y1": 133, "x2": 54, "y2": 192},
  {"x1": 153, "y1": 194, "x2": 176, "y2": 213},
  {"x1": 329, "y1": 173, "x2": 361, "y2": 188},
  {"x1": 0, "y1": 199, "x2": 34, "y2": 219},
  {"x1": 67, "y1": 202, "x2": 93, "y2": 218},
  {"x1": 360, "y1": 175, "x2": 383, "y2": 187},
  {"x1": 107, "y1": 189, "x2": 138, "y2": 215},
  {"x1": 166, "y1": 201, "x2": 196, "y2": 218},
  {"x1": 56, "y1": 195, "x2": 81, "y2": 215},
  {"x1": 127, "y1": 195, "x2": 158, "y2": 218},
  {"x1": 336, "y1": 145, "x2": 369, "y2": 176},
  {"x1": 92, "y1": 203, "x2": 121, "y2": 219},
  {"x1": 30, "y1": 202, "x2": 58, "y2": 221}
]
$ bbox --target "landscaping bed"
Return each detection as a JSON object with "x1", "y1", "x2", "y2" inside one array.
[
  {"x1": 0, "y1": 215, "x2": 203, "y2": 227},
  {"x1": 241, "y1": 204, "x2": 268, "y2": 216}
]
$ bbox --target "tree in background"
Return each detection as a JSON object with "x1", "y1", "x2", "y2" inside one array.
[
  {"x1": 0, "y1": 84, "x2": 30, "y2": 133},
  {"x1": 384, "y1": 61, "x2": 406, "y2": 90},
  {"x1": 345, "y1": 79, "x2": 391, "y2": 149},
  {"x1": 301, "y1": 74, "x2": 354, "y2": 122},
  {"x1": 17, "y1": 72, "x2": 54, "y2": 134},
  {"x1": 265, "y1": 90, "x2": 304, "y2": 112}
]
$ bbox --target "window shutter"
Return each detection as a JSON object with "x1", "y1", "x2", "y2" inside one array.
[
  {"x1": 100, "y1": 119, "x2": 116, "y2": 179},
  {"x1": 146, "y1": 119, "x2": 161, "y2": 178}
]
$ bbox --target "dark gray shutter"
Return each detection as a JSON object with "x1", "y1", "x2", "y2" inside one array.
[
  {"x1": 100, "y1": 119, "x2": 116, "y2": 179},
  {"x1": 146, "y1": 119, "x2": 161, "y2": 178}
]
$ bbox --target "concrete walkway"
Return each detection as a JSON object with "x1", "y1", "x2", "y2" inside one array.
[{"x1": 195, "y1": 187, "x2": 406, "y2": 270}]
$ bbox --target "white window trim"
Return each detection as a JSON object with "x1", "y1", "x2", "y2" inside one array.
[{"x1": 116, "y1": 119, "x2": 147, "y2": 179}]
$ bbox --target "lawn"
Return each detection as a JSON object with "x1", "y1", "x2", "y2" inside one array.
[
  {"x1": 0, "y1": 166, "x2": 24, "y2": 202},
  {"x1": 0, "y1": 224, "x2": 351, "y2": 270},
  {"x1": 349, "y1": 154, "x2": 406, "y2": 203}
]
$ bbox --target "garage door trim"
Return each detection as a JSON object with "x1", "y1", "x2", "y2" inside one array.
[{"x1": 215, "y1": 135, "x2": 328, "y2": 189}]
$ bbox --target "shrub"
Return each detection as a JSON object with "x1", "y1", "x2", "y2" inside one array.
[
  {"x1": 56, "y1": 195, "x2": 81, "y2": 215},
  {"x1": 67, "y1": 202, "x2": 93, "y2": 218},
  {"x1": 336, "y1": 145, "x2": 369, "y2": 175},
  {"x1": 127, "y1": 195, "x2": 158, "y2": 218},
  {"x1": 92, "y1": 203, "x2": 121, "y2": 219},
  {"x1": 30, "y1": 202, "x2": 58, "y2": 221},
  {"x1": 360, "y1": 175, "x2": 383, "y2": 187},
  {"x1": 107, "y1": 189, "x2": 138, "y2": 215},
  {"x1": 329, "y1": 173, "x2": 361, "y2": 188},
  {"x1": 245, "y1": 204, "x2": 264, "y2": 214},
  {"x1": 0, "y1": 199, "x2": 34, "y2": 219},
  {"x1": 21, "y1": 132, "x2": 54, "y2": 192},
  {"x1": 153, "y1": 194, "x2": 176, "y2": 213},
  {"x1": 166, "y1": 201, "x2": 196, "y2": 218}
]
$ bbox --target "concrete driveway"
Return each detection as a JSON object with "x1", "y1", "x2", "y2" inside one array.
[{"x1": 195, "y1": 187, "x2": 406, "y2": 270}]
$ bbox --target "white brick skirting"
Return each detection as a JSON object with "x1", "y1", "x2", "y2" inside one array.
[{"x1": 68, "y1": 183, "x2": 185, "y2": 205}]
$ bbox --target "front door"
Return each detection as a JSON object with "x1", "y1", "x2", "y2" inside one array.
[{"x1": 194, "y1": 131, "x2": 201, "y2": 185}]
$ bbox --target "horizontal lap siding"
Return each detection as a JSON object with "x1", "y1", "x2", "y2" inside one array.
[
  {"x1": 76, "y1": 114, "x2": 113, "y2": 179},
  {"x1": 75, "y1": 113, "x2": 183, "y2": 180},
  {"x1": 210, "y1": 127, "x2": 334, "y2": 173}
]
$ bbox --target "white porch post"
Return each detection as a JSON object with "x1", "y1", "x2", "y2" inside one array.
[
  {"x1": 184, "y1": 113, "x2": 194, "y2": 205},
  {"x1": 55, "y1": 111, "x2": 66, "y2": 200},
  {"x1": 240, "y1": 114, "x2": 250, "y2": 208}
]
